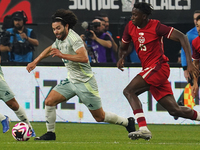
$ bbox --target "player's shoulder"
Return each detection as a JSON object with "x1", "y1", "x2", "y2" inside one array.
[
  {"x1": 149, "y1": 19, "x2": 160, "y2": 23},
  {"x1": 67, "y1": 29, "x2": 81, "y2": 41},
  {"x1": 147, "y1": 19, "x2": 160, "y2": 26}
]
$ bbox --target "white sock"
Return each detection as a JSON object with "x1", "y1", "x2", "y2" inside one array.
[
  {"x1": 103, "y1": 111, "x2": 128, "y2": 126},
  {"x1": 45, "y1": 105, "x2": 56, "y2": 132},
  {"x1": 0, "y1": 113, "x2": 6, "y2": 122},
  {"x1": 196, "y1": 111, "x2": 200, "y2": 121},
  {"x1": 14, "y1": 105, "x2": 32, "y2": 129},
  {"x1": 139, "y1": 126, "x2": 150, "y2": 131}
]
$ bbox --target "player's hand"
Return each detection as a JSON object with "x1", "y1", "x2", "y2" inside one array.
[
  {"x1": 187, "y1": 63, "x2": 199, "y2": 79},
  {"x1": 26, "y1": 62, "x2": 36, "y2": 73},
  {"x1": 50, "y1": 48, "x2": 63, "y2": 58},
  {"x1": 191, "y1": 82, "x2": 198, "y2": 98},
  {"x1": 184, "y1": 70, "x2": 190, "y2": 82},
  {"x1": 117, "y1": 58, "x2": 124, "y2": 71}
]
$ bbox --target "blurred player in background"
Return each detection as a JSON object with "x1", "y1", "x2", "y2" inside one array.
[
  {"x1": 117, "y1": 2, "x2": 199, "y2": 140},
  {"x1": 191, "y1": 15, "x2": 200, "y2": 98},
  {"x1": 27, "y1": 9, "x2": 135, "y2": 140},
  {"x1": 181, "y1": 10, "x2": 200, "y2": 81}
]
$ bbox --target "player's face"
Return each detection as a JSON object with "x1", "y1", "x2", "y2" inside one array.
[
  {"x1": 52, "y1": 22, "x2": 68, "y2": 41},
  {"x1": 196, "y1": 19, "x2": 200, "y2": 36},
  {"x1": 131, "y1": 8, "x2": 144, "y2": 27}
]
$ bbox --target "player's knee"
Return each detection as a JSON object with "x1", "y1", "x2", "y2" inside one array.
[
  {"x1": 45, "y1": 99, "x2": 55, "y2": 106},
  {"x1": 168, "y1": 108, "x2": 180, "y2": 116},
  {"x1": 6, "y1": 98, "x2": 19, "y2": 111},
  {"x1": 123, "y1": 88, "x2": 130, "y2": 97},
  {"x1": 123, "y1": 87, "x2": 135, "y2": 98}
]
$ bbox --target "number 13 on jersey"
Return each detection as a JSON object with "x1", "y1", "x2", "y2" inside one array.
[{"x1": 139, "y1": 44, "x2": 147, "y2": 51}]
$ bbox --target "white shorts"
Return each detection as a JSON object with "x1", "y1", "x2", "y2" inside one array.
[
  {"x1": 0, "y1": 66, "x2": 15, "y2": 102},
  {"x1": 53, "y1": 76, "x2": 102, "y2": 110}
]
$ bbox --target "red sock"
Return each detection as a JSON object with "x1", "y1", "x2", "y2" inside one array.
[
  {"x1": 133, "y1": 109, "x2": 147, "y2": 127},
  {"x1": 191, "y1": 110, "x2": 197, "y2": 120}
]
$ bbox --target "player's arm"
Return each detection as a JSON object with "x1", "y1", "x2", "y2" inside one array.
[
  {"x1": 181, "y1": 47, "x2": 190, "y2": 81},
  {"x1": 169, "y1": 29, "x2": 199, "y2": 79},
  {"x1": 191, "y1": 42, "x2": 200, "y2": 97},
  {"x1": 117, "y1": 41, "x2": 130, "y2": 71},
  {"x1": 50, "y1": 46, "x2": 89, "y2": 63},
  {"x1": 193, "y1": 60, "x2": 199, "y2": 77},
  {"x1": 33, "y1": 46, "x2": 52, "y2": 64},
  {"x1": 191, "y1": 59, "x2": 199, "y2": 97},
  {"x1": 26, "y1": 46, "x2": 52, "y2": 73},
  {"x1": 117, "y1": 22, "x2": 132, "y2": 71}
]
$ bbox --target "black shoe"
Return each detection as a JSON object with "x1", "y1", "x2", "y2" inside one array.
[
  {"x1": 34, "y1": 132, "x2": 56, "y2": 140},
  {"x1": 126, "y1": 117, "x2": 136, "y2": 133}
]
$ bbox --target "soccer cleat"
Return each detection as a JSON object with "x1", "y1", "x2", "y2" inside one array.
[
  {"x1": 126, "y1": 117, "x2": 136, "y2": 133},
  {"x1": 1, "y1": 115, "x2": 10, "y2": 133},
  {"x1": 128, "y1": 130, "x2": 152, "y2": 140},
  {"x1": 34, "y1": 132, "x2": 56, "y2": 140},
  {"x1": 31, "y1": 128, "x2": 36, "y2": 137}
]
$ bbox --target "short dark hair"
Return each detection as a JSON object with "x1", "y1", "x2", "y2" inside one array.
[
  {"x1": 51, "y1": 9, "x2": 78, "y2": 29},
  {"x1": 196, "y1": 15, "x2": 200, "y2": 22},
  {"x1": 133, "y1": 2, "x2": 153, "y2": 16}
]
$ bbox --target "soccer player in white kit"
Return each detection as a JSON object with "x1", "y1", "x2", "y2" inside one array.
[{"x1": 26, "y1": 9, "x2": 136, "y2": 140}]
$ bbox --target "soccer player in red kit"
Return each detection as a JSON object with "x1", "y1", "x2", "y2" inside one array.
[
  {"x1": 191, "y1": 15, "x2": 200, "y2": 97},
  {"x1": 117, "y1": 2, "x2": 199, "y2": 140}
]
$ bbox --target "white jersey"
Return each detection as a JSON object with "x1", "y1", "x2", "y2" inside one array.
[{"x1": 52, "y1": 29, "x2": 93, "y2": 83}]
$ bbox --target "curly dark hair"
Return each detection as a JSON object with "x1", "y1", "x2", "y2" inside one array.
[
  {"x1": 51, "y1": 9, "x2": 78, "y2": 29},
  {"x1": 134, "y1": 2, "x2": 153, "y2": 16}
]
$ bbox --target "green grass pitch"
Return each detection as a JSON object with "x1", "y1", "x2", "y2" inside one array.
[{"x1": 0, "y1": 122, "x2": 199, "y2": 150}]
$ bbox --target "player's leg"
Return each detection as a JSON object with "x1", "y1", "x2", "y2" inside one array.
[
  {"x1": 158, "y1": 94, "x2": 200, "y2": 120},
  {"x1": 34, "y1": 90, "x2": 67, "y2": 140},
  {"x1": 89, "y1": 108, "x2": 136, "y2": 133},
  {"x1": 0, "y1": 69, "x2": 12, "y2": 133},
  {"x1": 122, "y1": 74, "x2": 152, "y2": 140},
  {"x1": 35, "y1": 79, "x2": 76, "y2": 140},
  {"x1": 77, "y1": 76, "x2": 136, "y2": 133},
  {"x1": 5, "y1": 98, "x2": 36, "y2": 136},
  {"x1": 0, "y1": 71, "x2": 34, "y2": 135}
]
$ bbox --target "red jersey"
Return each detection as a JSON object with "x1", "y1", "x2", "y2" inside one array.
[
  {"x1": 122, "y1": 19, "x2": 174, "y2": 69},
  {"x1": 192, "y1": 36, "x2": 200, "y2": 60}
]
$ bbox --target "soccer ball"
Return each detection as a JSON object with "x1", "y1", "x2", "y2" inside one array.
[{"x1": 12, "y1": 122, "x2": 32, "y2": 141}]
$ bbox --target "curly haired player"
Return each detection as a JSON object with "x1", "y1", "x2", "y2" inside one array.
[{"x1": 26, "y1": 9, "x2": 136, "y2": 140}]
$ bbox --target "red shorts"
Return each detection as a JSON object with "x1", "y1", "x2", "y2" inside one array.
[{"x1": 139, "y1": 63, "x2": 173, "y2": 101}]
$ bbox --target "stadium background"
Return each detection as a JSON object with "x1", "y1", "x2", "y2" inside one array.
[
  {"x1": 0, "y1": 0, "x2": 198, "y2": 63},
  {"x1": 0, "y1": 0, "x2": 199, "y2": 124}
]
